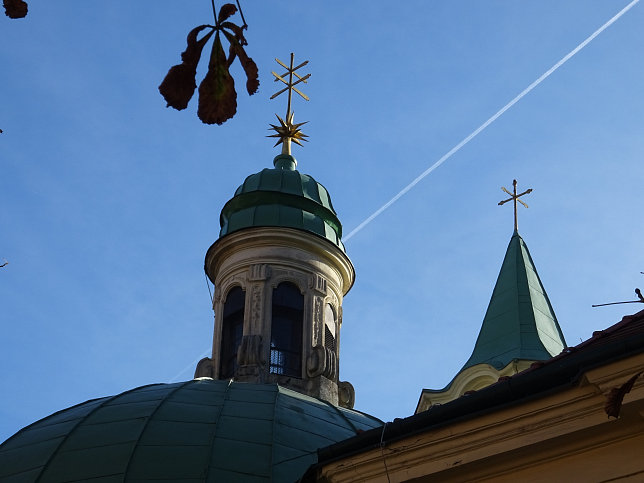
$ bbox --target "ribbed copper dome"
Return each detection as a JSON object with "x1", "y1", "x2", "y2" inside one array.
[
  {"x1": 219, "y1": 154, "x2": 345, "y2": 251},
  {"x1": 0, "y1": 379, "x2": 382, "y2": 482}
]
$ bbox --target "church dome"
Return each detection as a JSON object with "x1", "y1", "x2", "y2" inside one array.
[
  {"x1": 219, "y1": 154, "x2": 345, "y2": 251},
  {"x1": 0, "y1": 379, "x2": 382, "y2": 482}
]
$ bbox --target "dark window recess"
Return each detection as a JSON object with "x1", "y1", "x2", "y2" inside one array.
[
  {"x1": 220, "y1": 286, "x2": 245, "y2": 379},
  {"x1": 270, "y1": 282, "x2": 303, "y2": 377},
  {"x1": 325, "y1": 325, "x2": 336, "y2": 353}
]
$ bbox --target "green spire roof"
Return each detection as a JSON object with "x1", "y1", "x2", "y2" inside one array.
[
  {"x1": 219, "y1": 154, "x2": 345, "y2": 251},
  {"x1": 462, "y1": 231, "x2": 566, "y2": 371}
]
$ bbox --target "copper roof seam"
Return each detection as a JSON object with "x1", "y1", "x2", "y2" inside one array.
[
  {"x1": 521, "y1": 239, "x2": 565, "y2": 345},
  {"x1": 122, "y1": 380, "x2": 194, "y2": 481},
  {"x1": 269, "y1": 385, "x2": 281, "y2": 480},
  {"x1": 318, "y1": 399, "x2": 361, "y2": 435},
  {"x1": 33, "y1": 383, "x2": 165, "y2": 483},
  {"x1": 0, "y1": 396, "x2": 108, "y2": 452},
  {"x1": 517, "y1": 235, "x2": 564, "y2": 357},
  {"x1": 221, "y1": 190, "x2": 341, "y2": 232},
  {"x1": 203, "y1": 378, "x2": 235, "y2": 481},
  {"x1": 274, "y1": 398, "x2": 382, "y2": 434}
]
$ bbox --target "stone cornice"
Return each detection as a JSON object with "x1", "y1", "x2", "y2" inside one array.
[{"x1": 205, "y1": 227, "x2": 355, "y2": 295}]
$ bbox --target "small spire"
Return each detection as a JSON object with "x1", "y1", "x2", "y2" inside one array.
[
  {"x1": 461, "y1": 233, "x2": 566, "y2": 371},
  {"x1": 498, "y1": 179, "x2": 533, "y2": 233},
  {"x1": 268, "y1": 53, "x2": 310, "y2": 155}
]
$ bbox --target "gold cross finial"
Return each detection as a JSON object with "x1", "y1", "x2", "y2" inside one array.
[
  {"x1": 268, "y1": 53, "x2": 310, "y2": 155},
  {"x1": 498, "y1": 179, "x2": 533, "y2": 232}
]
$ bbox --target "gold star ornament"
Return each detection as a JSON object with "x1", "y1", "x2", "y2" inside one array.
[
  {"x1": 268, "y1": 53, "x2": 310, "y2": 155},
  {"x1": 268, "y1": 112, "x2": 309, "y2": 150}
]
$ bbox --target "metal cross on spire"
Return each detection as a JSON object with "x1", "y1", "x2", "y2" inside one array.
[
  {"x1": 498, "y1": 179, "x2": 533, "y2": 233},
  {"x1": 268, "y1": 53, "x2": 310, "y2": 155}
]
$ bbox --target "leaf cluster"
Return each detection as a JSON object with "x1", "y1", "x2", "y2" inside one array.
[
  {"x1": 159, "y1": 3, "x2": 259, "y2": 125},
  {"x1": 3, "y1": 0, "x2": 28, "y2": 19}
]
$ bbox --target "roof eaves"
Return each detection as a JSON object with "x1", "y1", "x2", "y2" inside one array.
[{"x1": 307, "y1": 310, "x2": 644, "y2": 476}]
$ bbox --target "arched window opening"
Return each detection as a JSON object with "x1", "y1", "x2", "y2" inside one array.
[
  {"x1": 270, "y1": 282, "x2": 303, "y2": 377},
  {"x1": 220, "y1": 286, "x2": 245, "y2": 379},
  {"x1": 324, "y1": 304, "x2": 336, "y2": 353}
]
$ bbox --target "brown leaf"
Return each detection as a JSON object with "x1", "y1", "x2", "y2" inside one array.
[
  {"x1": 181, "y1": 25, "x2": 214, "y2": 65},
  {"x1": 197, "y1": 32, "x2": 237, "y2": 125},
  {"x1": 218, "y1": 3, "x2": 237, "y2": 24},
  {"x1": 159, "y1": 25, "x2": 214, "y2": 110},
  {"x1": 159, "y1": 64, "x2": 198, "y2": 110},
  {"x1": 3, "y1": 0, "x2": 28, "y2": 18},
  {"x1": 604, "y1": 372, "x2": 642, "y2": 418},
  {"x1": 221, "y1": 21, "x2": 248, "y2": 45},
  {"x1": 223, "y1": 31, "x2": 259, "y2": 96},
  {"x1": 227, "y1": 42, "x2": 237, "y2": 68}
]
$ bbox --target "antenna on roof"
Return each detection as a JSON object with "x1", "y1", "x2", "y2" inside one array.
[{"x1": 592, "y1": 288, "x2": 644, "y2": 307}]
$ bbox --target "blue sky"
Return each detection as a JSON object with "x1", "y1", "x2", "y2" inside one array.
[{"x1": 2, "y1": 1, "x2": 643, "y2": 441}]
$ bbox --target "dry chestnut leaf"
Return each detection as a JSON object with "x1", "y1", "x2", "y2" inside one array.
[
  {"x1": 159, "y1": 2, "x2": 259, "y2": 125},
  {"x1": 198, "y1": 32, "x2": 237, "y2": 125},
  {"x1": 218, "y1": 3, "x2": 237, "y2": 23},
  {"x1": 604, "y1": 372, "x2": 642, "y2": 418},
  {"x1": 3, "y1": 0, "x2": 28, "y2": 19},
  {"x1": 223, "y1": 30, "x2": 258, "y2": 95},
  {"x1": 159, "y1": 25, "x2": 215, "y2": 110}
]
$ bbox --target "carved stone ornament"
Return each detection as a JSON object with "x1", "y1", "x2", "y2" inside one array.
[
  {"x1": 338, "y1": 380, "x2": 355, "y2": 409},
  {"x1": 237, "y1": 335, "x2": 264, "y2": 367},
  {"x1": 249, "y1": 264, "x2": 271, "y2": 281},
  {"x1": 329, "y1": 292, "x2": 339, "y2": 310},
  {"x1": 307, "y1": 344, "x2": 337, "y2": 379},
  {"x1": 250, "y1": 285, "x2": 262, "y2": 326},
  {"x1": 309, "y1": 274, "x2": 327, "y2": 295},
  {"x1": 194, "y1": 357, "x2": 214, "y2": 379},
  {"x1": 312, "y1": 297, "x2": 323, "y2": 346}
]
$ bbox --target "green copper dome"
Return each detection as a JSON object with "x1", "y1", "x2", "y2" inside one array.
[
  {"x1": 0, "y1": 379, "x2": 382, "y2": 482},
  {"x1": 219, "y1": 154, "x2": 345, "y2": 251}
]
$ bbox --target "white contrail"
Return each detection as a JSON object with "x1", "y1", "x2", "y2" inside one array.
[
  {"x1": 169, "y1": 347, "x2": 211, "y2": 382},
  {"x1": 343, "y1": 0, "x2": 640, "y2": 242}
]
